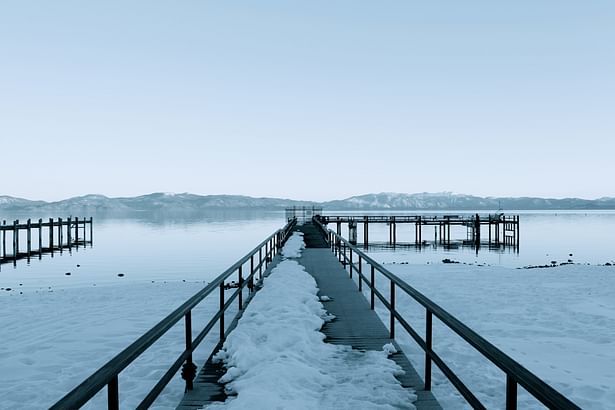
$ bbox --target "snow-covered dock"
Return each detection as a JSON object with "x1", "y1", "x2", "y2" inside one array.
[{"x1": 178, "y1": 222, "x2": 438, "y2": 409}]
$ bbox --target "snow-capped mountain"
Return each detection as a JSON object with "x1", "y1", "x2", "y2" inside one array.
[{"x1": 1, "y1": 192, "x2": 614, "y2": 213}]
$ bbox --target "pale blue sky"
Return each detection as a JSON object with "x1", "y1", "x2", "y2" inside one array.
[{"x1": 1, "y1": 1, "x2": 613, "y2": 201}]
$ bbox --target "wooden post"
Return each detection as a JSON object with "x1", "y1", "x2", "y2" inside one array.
[
  {"x1": 447, "y1": 218, "x2": 451, "y2": 246},
  {"x1": 75, "y1": 217, "x2": 79, "y2": 245},
  {"x1": 418, "y1": 216, "x2": 422, "y2": 246},
  {"x1": 475, "y1": 214, "x2": 480, "y2": 246},
  {"x1": 2, "y1": 220, "x2": 5, "y2": 258},
  {"x1": 348, "y1": 220, "x2": 357, "y2": 245},
  {"x1": 58, "y1": 218, "x2": 63, "y2": 251},
  {"x1": 516, "y1": 215, "x2": 520, "y2": 251},
  {"x1": 364, "y1": 217, "x2": 369, "y2": 248},
  {"x1": 90, "y1": 217, "x2": 94, "y2": 244},
  {"x1": 13, "y1": 220, "x2": 19, "y2": 259},
  {"x1": 392, "y1": 217, "x2": 397, "y2": 245},
  {"x1": 27, "y1": 219, "x2": 32, "y2": 255},
  {"x1": 49, "y1": 218, "x2": 54, "y2": 253},
  {"x1": 38, "y1": 219, "x2": 42, "y2": 259},
  {"x1": 67, "y1": 217, "x2": 72, "y2": 248},
  {"x1": 488, "y1": 218, "x2": 492, "y2": 245}
]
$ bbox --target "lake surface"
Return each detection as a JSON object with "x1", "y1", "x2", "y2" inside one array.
[{"x1": 1, "y1": 210, "x2": 615, "y2": 291}]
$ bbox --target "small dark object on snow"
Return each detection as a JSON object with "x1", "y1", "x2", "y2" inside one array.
[
  {"x1": 65, "y1": 272, "x2": 71, "y2": 276},
  {"x1": 606, "y1": 262, "x2": 612, "y2": 266},
  {"x1": 224, "y1": 281, "x2": 240, "y2": 290},
  {"x1": 6, "y1": 288, "x2": 12, "y2": 291},
  {"x1": 76, "y1": 264, "x2": 81, "y2": 267},
  {"x1": 551, "y1": 260, "x2": 557, "y2": 265},
  {"x1": 117, "y1": 273, "x2": 125, "y2": 277},
  {"x1": 569, "y1": 253, "x2": 573, "y2": 257},
  {"x1": 442, "y1": 258, "x2": 460, "y2": 264}
]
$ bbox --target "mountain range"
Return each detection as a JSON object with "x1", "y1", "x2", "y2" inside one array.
[{"x1": 1, "y1": 192, "x2": 615, "y2": 213}]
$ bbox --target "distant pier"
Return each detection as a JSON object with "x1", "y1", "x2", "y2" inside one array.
[
  {"x1": 0, "y1": 217, "x2": 93, "y2": 265},
  {"x1": 316, "y1": 213, "x2": 520, "y2": 250}
]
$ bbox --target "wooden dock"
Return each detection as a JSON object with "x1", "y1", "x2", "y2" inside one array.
[
  {"x1": 0, "y1": 217, "x2": 93, "y2": 265},
  {"x1": 317, "y1": 214, "x2": 520, "y2": 249},
  {"x1": 177, "y1": 221, "x2": 439, "y2": 409}
]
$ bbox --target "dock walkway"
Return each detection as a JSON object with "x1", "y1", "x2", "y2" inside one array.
[
  {"x1": 179, "y1": 222, "x2": 440, "y2": 409},
  {"x1": 296, "y1": 222, "x2": 441, "y2": 410}
]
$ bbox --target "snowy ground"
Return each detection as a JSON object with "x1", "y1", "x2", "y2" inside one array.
[
  {"x1": 0, "y1": 280, "x2": 228, "y2": 409},
  {"x1": 364, "y1": 262, "x2": 615, "y2": 409},
  {"x1": 204, "y1": 232, "x2": 416, "y2": 410}
]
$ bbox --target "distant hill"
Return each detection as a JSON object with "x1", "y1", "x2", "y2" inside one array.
[
  {"x1": 1, "y1": 192, "x2": 615, "y2": 213},
  {"x1": 321, "y1": 192, "x2": 615, "y2": 210},
  {"x1": 0, "y1": 193, "x2": 315, "y2": 213}
]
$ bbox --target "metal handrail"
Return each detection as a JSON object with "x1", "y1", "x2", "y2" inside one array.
[
  {"x1": 51, "y1": 218, "x2": 297, "y2": 409},
  {"x1": 313, "y1": 218, "x2": 580, "y2": 410}
]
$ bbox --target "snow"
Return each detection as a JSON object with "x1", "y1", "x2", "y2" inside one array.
[
  {"x1": 280, "y1": 231, "x2": 305, "y2": 259},
  {"x1": 0, "y1": 281, "x2": 223, "y2": 409},
  {"x1": 204, "y1": 233, "x2": 416, "y2": 410},
  {"x1": 368, "y1": 263, "x2": 615, "y2": 409}
]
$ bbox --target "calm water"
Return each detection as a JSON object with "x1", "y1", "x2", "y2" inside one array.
[{"x1": 2, "y1": 210, "x2": 615, "y2": 291}]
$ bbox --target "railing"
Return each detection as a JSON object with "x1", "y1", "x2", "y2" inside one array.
[
  {"x1": 313, "y1": 218, "x2": 580, "y2": 410},
  {"x1": 50, "y1": 218, "x2": 297, "y2": 410}
]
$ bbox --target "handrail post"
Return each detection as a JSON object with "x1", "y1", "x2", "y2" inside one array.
[
  {"x1": 425, "y1": 310, "x2": 432, "y2": 391},
  {"x1": 506, "y1": 374, "x2": 517, "y2": 410},
  {"x1": 250, "y1": 255, "x2": 254, "y2": 293},
  {"x1": 238, "y1": 266, "x2": 243, "y2": 310},
  {"x1": 219, "y1": 283, "x2": 225, "y2": 341},
  {"x1": 184, "y1": 311, "x2": 195, "y2": 391},
  {"x1": 259, "y1": 248, "x2": 262, "y2": 279},
  {"x1": 108, "y1": 375, "x2": 119, "y2": 410},
  {"x1": 390, "y1": 281, "x2": 395, "y2": 338},
  {"x1": 349, "y1": 248, "x2": 353, "y2": 278},
  {"x1": 358, "y1": 255, "x2": 362, "y2": 291},
  {"x1": 370, "y1": 265, "x2": 375, "y2": 310}
]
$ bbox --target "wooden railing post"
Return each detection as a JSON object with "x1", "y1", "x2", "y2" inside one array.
[
  {"x1": 184, "y1": 311, "x2": 195, "y2": 391},
  {"x1": 506, "y1": 374, "x2": 517, "y2": 410},
  {"x1": 425, "y1": 310, "x2": 432, "y2": 391},
  {"x1": 250, "y1": 255, "x2": 254, "y2": 293},
  {"x1": 358, "y1": 255, "x2": 363, "y2": 291},
  {"x1": 390, "y1": 281, "x2": 395, "y2": 338},
  {"x1": 259, "y1": 248, "x2": 262, "y2": 279},
  {"x1": 107, "y1": 375, "x2": 119, "y2": 410},
  {"x1": 13, "y1": 220, "x2": 18, "y2": 259},
  {"x1": 349, "y1": 248, "x2": 353, "y2": 278},
  {"x1": 238, "y1": 266, "x2": 243, "y2": 310},
  {"x1": 219, "y1": 282, "x2": 225, "y2": 341},
  {"x1": 370, "y1": 265, "x2": 375, "y2": 310}
]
